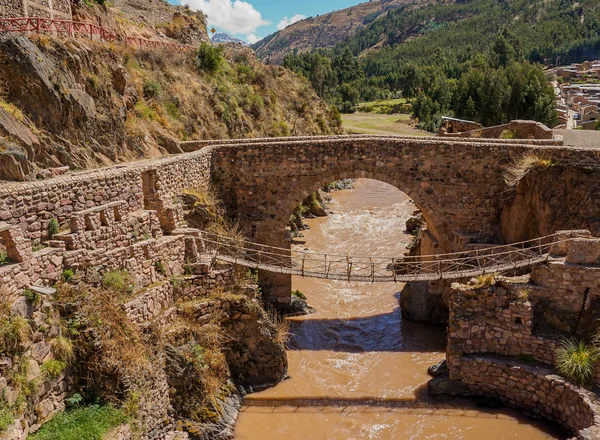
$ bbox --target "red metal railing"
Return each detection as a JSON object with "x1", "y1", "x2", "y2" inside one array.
[{"x1": 0, "y1": 17, "x2": 194, "y2": 52}]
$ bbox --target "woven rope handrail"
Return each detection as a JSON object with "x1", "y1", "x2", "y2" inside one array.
[{"x1": 197, "y1": 231, "x2": 564, "y2": 282}]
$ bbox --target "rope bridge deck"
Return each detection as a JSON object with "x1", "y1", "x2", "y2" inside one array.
[{"x1": 198, "y1": 232, "x2": 564, "y2": 283}]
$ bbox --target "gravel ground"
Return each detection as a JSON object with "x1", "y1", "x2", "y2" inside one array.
[{"x1": 554, "y1": 129, "x2": 600, "y2": 149}]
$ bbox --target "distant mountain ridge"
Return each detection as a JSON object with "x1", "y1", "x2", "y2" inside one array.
[
  {"x1": 252, "y1": 0, "x2": 440, "y2": 63},
  {"x1": 211, "y1": 32, "x2": 248, "y2": 45}
]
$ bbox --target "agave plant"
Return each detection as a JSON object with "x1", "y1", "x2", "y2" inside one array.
[{"x1": 555, "y1": 338, "x2": 600, "y2": 388}]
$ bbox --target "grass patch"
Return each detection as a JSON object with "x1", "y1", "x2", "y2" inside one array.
[
  {"x1": 555, "y1": 339, "x2": 599, "y2": 388},
  {"x1": 515, "y1": 288, "x2": 530, "y2": 303},
  {"x1": 0, "y1": 315, "x2": 31, "y2": 355},
  {"x1": 0, "y1": 99, "x2": 25, "y2": 123},
  {"x1": 341, "y1": 112, "x2": 427, "y2": 136},
  {"x1": 41, "y1": 359, "x2": 67, "y2": 379},
  {"x1": 28, "y1": 405, "x2": 129, "y2": 440},
  {"x1": 101, "y1": 270, "x2": 134, "y2": 296},
  {"x1": 471, "y1": 274, "x2": 497, "y2": 289},
  {"x1": 0, "y1": 251, "x2": 11, "y2": 265},
  {"x1": 23, "y1": 289, "x2": 41, "y2": 306},
  {"x1": 0, "y1": 395, "x2": 15, "y2": 434},
  {"x1": 50, "y1": 336, "x2": 74, "y2": 362}
]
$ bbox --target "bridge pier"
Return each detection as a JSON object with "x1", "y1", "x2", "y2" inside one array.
[{"x1": 259, "y1": 270, "x2": 292, "y2": 309}]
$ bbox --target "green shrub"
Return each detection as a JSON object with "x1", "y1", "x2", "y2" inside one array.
[
  {"x1": 0, "y1": 395, "x2": 15, "y2": 434},
  {"x1": 32, "y1": 242, "x2": 46, "y2": 252},
  {"x1": 101, "y1": 270, "x2": 133, "y2": 295},
  {"x1": 165, "y1": 101, "x2": 180, "y2": 119},
  {"x1": 271, "y1": 120, "x2": 290, "y2": 137},
  {"x1": 555, "y1": 339, "x2": 599, "y2": 388},
  {"x1": 41, "y1": 359, "x2": 67, "y2": 378},
  {"x1": 292, "y1": 290, "x2": 306, "y2": 300},
  {"x1": 48, "y1": 218, "x2": 60, "y2": 238},
  {"x1": 195, "y1": 43, "x2": 223, "y2": 74},
  {"x1": 29, "y1": 405, "x2": 129, "y2": 440},
  {"x1": 62, "y1": 269, "x2": 75, "y2": 283},
  {"x1": 154, "y1": 261, "x2": 166, "y2": 276},
  {"x1": 500, "y1": 129, "x2": 517, "y2": 139},
  {"x1": 23, "y1": 289, "x2": 41, "y2": 306},
  {"x1": 0, "y1": 252, "x2": 10, "y2": 265},
  {"x1": 142, "y1": 80, "x2": 161, "y2": 99}
]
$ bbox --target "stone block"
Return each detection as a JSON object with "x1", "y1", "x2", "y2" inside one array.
[{"x1": 567, "y1": 238, "x2": 600, "y2": 265}]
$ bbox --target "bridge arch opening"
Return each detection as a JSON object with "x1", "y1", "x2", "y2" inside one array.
[{"x1": 257, "y1": 173, "x2": 446, "y2": 308}]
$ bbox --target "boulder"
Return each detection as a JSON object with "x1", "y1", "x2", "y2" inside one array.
[
  {"x1": 427, "y1": 375, "x2": 468, "y2": 398},
  {"x1": 428, "y1": 359, "x2": 448, "y2": 377},
  {"x1": 0, "y1": 150, "x2": 35, "y2": 182}
]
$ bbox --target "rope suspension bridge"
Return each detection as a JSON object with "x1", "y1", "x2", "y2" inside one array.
[{"x1": 198, "y1": 231, "x2": 565, "y2": 283}]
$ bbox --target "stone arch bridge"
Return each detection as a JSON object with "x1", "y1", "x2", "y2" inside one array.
[{"x1": 184, "y1": 135, "x2": 599, "y2": 303}]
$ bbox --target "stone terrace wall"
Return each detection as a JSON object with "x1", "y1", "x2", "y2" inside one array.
[
  {"x1": 0, "y1": 146, "x2": 215, "y2": 243},
  {"x1": 525, "y1": 231, "x2": 600, "y2": 338},
  {"x1": 447, "y1": 231, "x2": 600, "y2": 438}
]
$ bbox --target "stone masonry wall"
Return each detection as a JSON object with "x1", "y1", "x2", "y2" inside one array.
[
  {"x1": 447, "y1": 231, "x2": 600, "y2": 438},
  {"x1": 456, "y1": 355, "x2": 600, "y2": 438},
  {"x1": 0, "y1": 0, "x2": 72, "y2": 19}
]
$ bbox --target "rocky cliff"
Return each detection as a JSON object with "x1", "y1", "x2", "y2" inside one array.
[{"x1": 0, "y1": 1, "x2": 340, "y2": 181}]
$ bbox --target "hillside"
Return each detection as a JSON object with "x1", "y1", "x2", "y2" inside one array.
[
  {"x1": 280, "y1": 0, "x2": 600, "y2": 130},
  {"x1": 0, "y1": 1, "x2": 340, "y2": 181},
  {"x1": 252, "y1": 0, "x2": 439, "y2": 64}
]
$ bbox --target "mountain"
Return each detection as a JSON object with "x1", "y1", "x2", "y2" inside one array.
[
  {"x1": 280, "y1": 0, "x2": 600, "y2": 131},
  {"x1": 252, "y1": 0, "x2": 440, "y2": 63},
  {"x1": 212, "y1": 32, "x2": 248, "y2": 45}
]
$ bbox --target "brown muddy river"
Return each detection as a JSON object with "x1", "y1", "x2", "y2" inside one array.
[{"x1": 235, "y1": 179, "x2": 562, "y2": 440}]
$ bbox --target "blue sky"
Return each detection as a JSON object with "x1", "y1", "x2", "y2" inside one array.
[{"x1": 168, "y1": 0, "x2": 360, "y2": 43}]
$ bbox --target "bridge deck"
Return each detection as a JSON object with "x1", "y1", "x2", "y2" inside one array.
[{"x1": 198, "y1": 231, "x2": 561, "y2": 283}]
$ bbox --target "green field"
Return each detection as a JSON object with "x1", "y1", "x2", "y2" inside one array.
[
  {"x1": 355, "y1": 99, "x2": 410, "y2": 114},
  {"x1": 341, "y1": 112, "x2": 429, "y2": 136}
]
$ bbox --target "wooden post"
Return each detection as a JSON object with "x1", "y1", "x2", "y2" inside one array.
[
  {"x1": 301, "y1": 254, "x2": 305, "y2": 277},
  {"x1": 392, "y1": 258, "x2": 397, "y2": 283},
  {"x1": 370, "y1": 258, "x2": 375, "y2": 283},
  {"x1": 347, "y1": 256, "x2": 352, "y2": 282}
]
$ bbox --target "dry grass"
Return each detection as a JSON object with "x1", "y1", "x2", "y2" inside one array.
[
  {"x1": 505, "y1": 153, "x2": 555, "y2": 187},
  {"x1": 0, "y1": 292, "x2": 31, "y2": 355},
  {"x1": 269, "y1": 312, "x2": 291, "y2": 347},
  {"x1": 471, "y1": 273, "x2": 497, "y2": 289},
  {"x1": 50, "y1": 336, "x2": 74, "y2": 362},
  {"x1": 183, "y1": 187, "x2": 246, "y2": 242},
  {"x1": 55, "y1": 283, "x2": 150, "y2": 383},
  {"x1": 515, "y1": 288, "x2": 530, "y2": 303}
]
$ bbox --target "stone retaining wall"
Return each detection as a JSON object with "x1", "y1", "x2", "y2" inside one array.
[
  {"x1": 455, "y1": 355, "x2": 600, "y2": 438},
  {"x1": 0, "y1": 0, "x2": 72, "y2": 19}
]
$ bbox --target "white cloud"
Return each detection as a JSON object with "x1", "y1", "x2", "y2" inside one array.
[
  {"x1": 277, "y1": 14, "x2": 307, "y2": 31},
  {"x1": 246, "y1": 33, "x2": 260, "y2": 44},
  {"x1": 181, "y1": 0, "x2": 270, "y2": 35}
]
